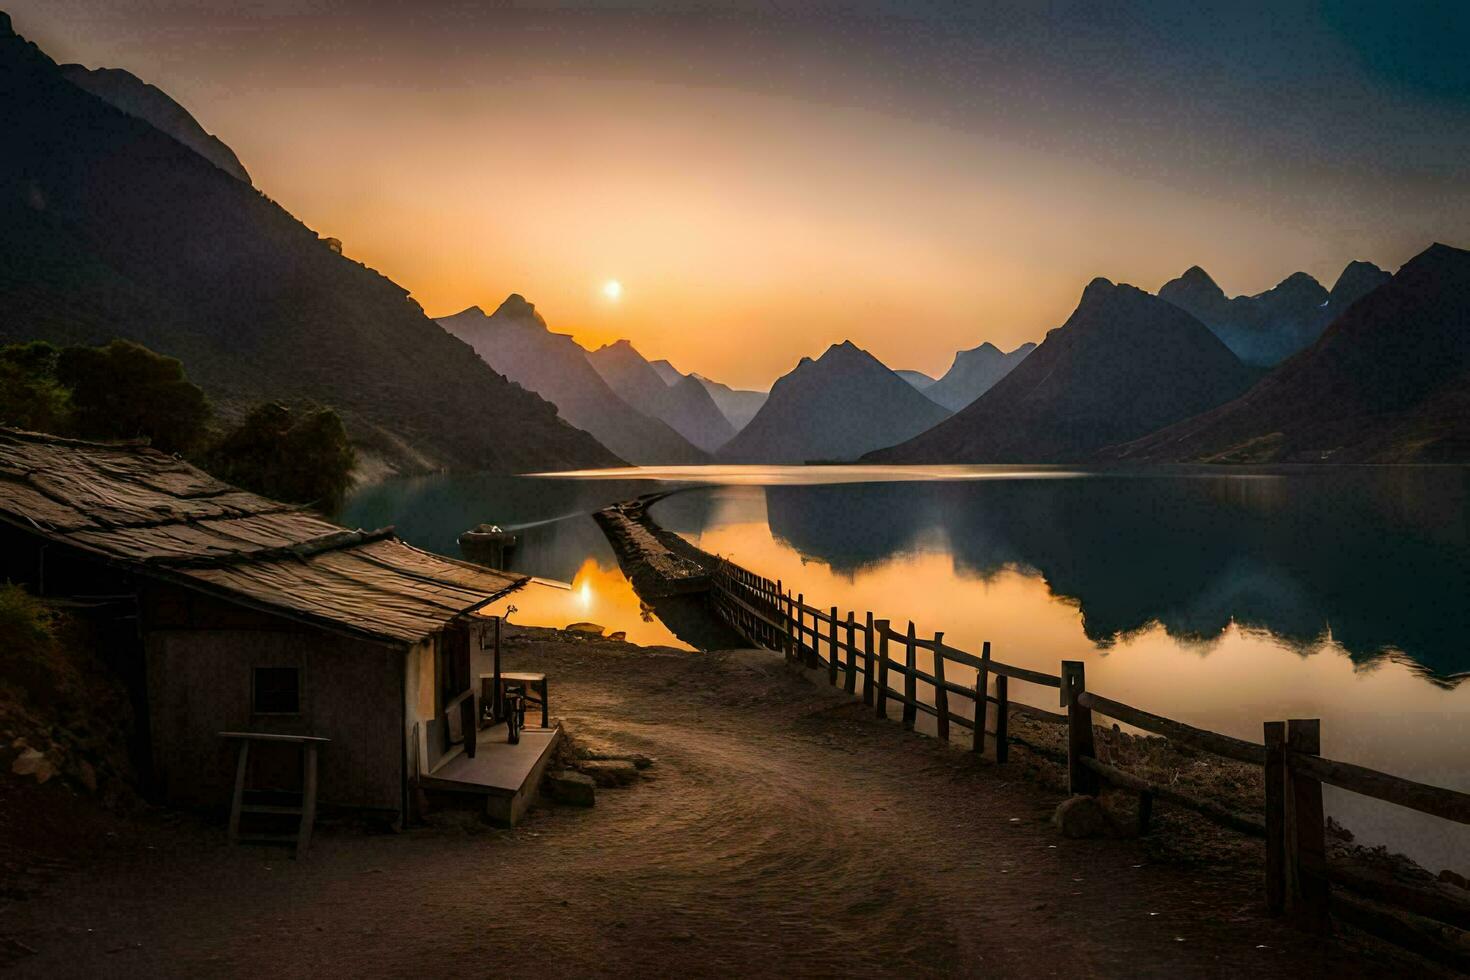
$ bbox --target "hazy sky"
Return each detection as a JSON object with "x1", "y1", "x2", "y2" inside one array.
[{"x1": 14, "y1": 1, "x2": 1470, "y2": 387}]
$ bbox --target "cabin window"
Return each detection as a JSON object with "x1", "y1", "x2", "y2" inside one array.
[{"x1": 252, "y1": 666, "x2": 301, "y2": 715}]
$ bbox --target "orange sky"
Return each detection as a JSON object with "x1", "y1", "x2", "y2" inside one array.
[{"x1": 15, "y1": 3, "x2": 1470, "y2": 389}]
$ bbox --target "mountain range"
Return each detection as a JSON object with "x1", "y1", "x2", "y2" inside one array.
[
  {"x1": 587, "y1": 340, "x2": 736, "y2": 453},
  {"x1": 719, "y1": 341, "x2": 952, "y2": 463},
  {"x1": 868, "y1": 279, "x2": 1257, "y2": 463},
  {"x1": 1158, "y1": 261, "x2": 1390, "y2": 366},
  {"x1": 1108, "y1": 243, "x2": 1470, "y2": 463},
  {"x1": 0, "y1": 14, "x2": 616, "y2": 475},
  {"x1": 924, "y1": 341, "x2": 1037, "y2": 412},
  {"x1": 436, "y1": 298, "x2": 706, "y2": 464}
]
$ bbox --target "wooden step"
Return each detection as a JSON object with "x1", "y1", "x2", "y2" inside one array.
[{"x1": 240, "y1": 804, "x2": 303, "y2": 815}]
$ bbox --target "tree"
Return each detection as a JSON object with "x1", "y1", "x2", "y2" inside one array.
[
  {"x1": 0, "y1": 341, "x2": 69, "y2": 432},
  {"x1": 55, "y1": 340, "x2": 211, "y2": 453},
  {"x1": 206, "y1": 402, "x2": 356, "y2": 511}
]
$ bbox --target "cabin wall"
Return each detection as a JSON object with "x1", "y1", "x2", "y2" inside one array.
[{"x1": 142, "y1": 587, "x2": 404, "y2": 814}]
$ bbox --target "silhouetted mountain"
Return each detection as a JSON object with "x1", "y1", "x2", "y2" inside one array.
[
  {"x1": 1109, "y1": 243, "x2": 1470, "y2": 463},
  {"x1": 925, "y1": 341, "x2": 1036, "y2": 412},
  {"x1": 1159, "y1": 261, "x2": 1389, "y2": 366},
  {"x1": 1328, "y1": 260, "x2": 1392, "y2": 310},
  {"x1": 718, "y1": 341, "x2": 952, "y2": 463},
  {"x1": 0, "y1": 16, "x2": 617, "y2": 475},
  {"x1": 588, "y1": 340, "x2": 735, "y2": 452},
  {"x1": 436, "y1": 298, "x2": 706, "y2": 464},
  {"x1": 58, "y1": 63, "x2": 251, "y2": 183},
  {"x1": 895, "y1": 369, "x2": 937, "y2": 391},
  {"x1": 693, "y1": 374, "x2": 767, "y2": 431},
  {"x1": 649, "y1": 359, "x2": 684, "y2": 386},
  {"x1": 868, "y1": 279, "x2": 1255, "y2": 463}
]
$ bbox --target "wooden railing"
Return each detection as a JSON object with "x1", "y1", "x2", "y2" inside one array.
[{"x1": 708, "y1": 559, "x2": 1470, "y2": 966}]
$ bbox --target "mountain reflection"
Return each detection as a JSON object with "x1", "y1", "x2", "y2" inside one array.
[{"x1": 759, "y1": 471, "x2": 1470, "y2": 683}]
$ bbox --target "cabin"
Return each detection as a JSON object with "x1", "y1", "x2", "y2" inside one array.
[{"x1": 0, "y1": 427, "x2": 558, "y2": 829}]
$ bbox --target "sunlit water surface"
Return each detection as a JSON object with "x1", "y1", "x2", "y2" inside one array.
[{"x1": 343, "y1": 464, "x2": 1470, "y2": 872}]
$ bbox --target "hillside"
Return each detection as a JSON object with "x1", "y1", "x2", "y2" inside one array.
[
  {"x1": 57, "y1": 64, "x2": 251, "y2": 183},
  {"x1": 1158, "y1": 261, "x2": 1388, "y2": 366},
  {"x1": 718, "y1": 341, "x2": 952, "y2": 463},
  {"x1": 867, "y1": 279, "x2": 1255, "y2": 463},
  {"x1": 588, "y1": 341, "x2": 735, "y2": 452},
  {"x1": 694, "y1": 375, "x2": 767, "y2": 431},
  {"x1": 925, "y1": 341, "x2": 1036, "y2": 412},
  {"x1": 895, "y1": 369, "x2": 937, "y2": 391},
  {"x1": 1107, "y1": 243, "x2": 1470, "y2": 463},
  {"x1": 436, "y1": 299, "x2": 706, "y2": 464},
  {"x1": 0, "y1": 15, "x2": 616, "y2": 475}
]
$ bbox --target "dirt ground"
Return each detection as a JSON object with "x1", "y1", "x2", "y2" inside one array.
[{"x1": 0, "y1": 628, "x2": 1433, "y2": 978}]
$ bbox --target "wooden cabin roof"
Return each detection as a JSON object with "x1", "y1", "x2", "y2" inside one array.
[{"x1": 0, "y1": 428, "x2": 524, "y2": 645}]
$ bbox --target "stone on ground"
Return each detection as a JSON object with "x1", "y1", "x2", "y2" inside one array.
[
  {"x1": 1052, "y1": 795, "x2": 1113, "y2": 839},
  {"x1": 546, "y1": 769, "x2": 596, "y2": 806},
  {"x1": 564, "y1": 622, "x2": 605, "y2": 635},
  {"x1": 578, "y1": 759, "x2": 640, "y2": 787}
]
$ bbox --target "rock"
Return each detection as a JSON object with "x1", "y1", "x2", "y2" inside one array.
[
  {"x1": 564, "y1": 622, "x2": 604, "y2": 636},
  {"x1": 546, "y1": 770, "x2": 596, "y2": 806},
  {"x1": 1052, "y1": 795, "x2": 1112, "y2": 839},
  {"x1": 11, "y1": 748, "x2": 54, "y2": 784},
  {"x1": 579, "y1": 759, "x2": 639, "y2": 788},
  {"x1": 1440, "y1": 869, "x2": 1470, "y2": 891}
]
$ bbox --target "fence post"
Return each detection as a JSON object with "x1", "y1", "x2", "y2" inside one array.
[
  {"x1": 776, "y1": 578, "x2": 787, "y2": 655},
  {"x1": 1061, "y1": 661, "x2": 1098, "y2": 795},
  {"x1": 874, "y1": 620, "x2": 890, "y2": 719},
  {"x1": 931, "y1": 632, "x2": 949, "y2": 742},
  {"x1": 1287, "y1": 718, "x2": 1329, "y2": 933},
  {"x1": 994, "y1": 674, "x2": 1009, "y2": 764},
  {"x1": 1264, "y1": 720, "x2": 1287, "y2": 917},
  {"x1": 902, "y1": 622, "x2": 918, "y2": 731},
  {"x1": 828, "y1": 606, "x2": 840, "y2": 686},
  {"x1": 973, "y1": 641, "x2": 990, "y2": 756},
  {"x1": 862, "y1": 612, "x2": 875, "y2": 706},
  {"x1": 844, "y1": 612, "x2": 857, "y2": 694}
]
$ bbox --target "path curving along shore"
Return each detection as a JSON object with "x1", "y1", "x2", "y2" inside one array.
[{"x1": 1, "y1": 627, "x2": 1436, "y2": 978}]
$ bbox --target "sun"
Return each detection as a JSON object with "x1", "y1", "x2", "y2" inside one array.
[{"x1": 602, "y1": 279, "x2": 623, "y2": 301}]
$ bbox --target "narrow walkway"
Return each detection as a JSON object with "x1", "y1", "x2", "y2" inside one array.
[{"x1": 3, "y1": 632, "x2": 1417, "y2": 978}]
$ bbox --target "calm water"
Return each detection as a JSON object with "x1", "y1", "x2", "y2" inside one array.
[{"x1": 342, "y1": 464, "x2": 1470, "y2": 872}]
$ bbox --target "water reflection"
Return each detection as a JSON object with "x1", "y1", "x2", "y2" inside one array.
[{"x1": 655, "y1": 472, "x2": 1470, "y2": 683}]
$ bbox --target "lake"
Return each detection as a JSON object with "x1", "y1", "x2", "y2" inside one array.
[{"x1": 341, "y1": 464, "x2": 1470, "y2": 873}]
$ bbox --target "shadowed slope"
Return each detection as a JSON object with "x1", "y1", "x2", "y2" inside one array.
[{"x1": 588, "y1": 340, "x2": 736, "y2": 452}]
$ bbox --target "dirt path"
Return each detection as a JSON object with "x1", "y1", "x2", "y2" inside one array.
[{"x1": 2, "y1": 630, "x2": 1415, "y2": 978}]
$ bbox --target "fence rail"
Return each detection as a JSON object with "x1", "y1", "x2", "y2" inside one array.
[{"x1": 706, "y1": 553, "x2": 1470, "y2": 966}]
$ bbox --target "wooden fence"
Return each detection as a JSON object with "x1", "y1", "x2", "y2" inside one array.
[{"x1": 708, "y1": 559, "x2": 1470, "y2": 966}]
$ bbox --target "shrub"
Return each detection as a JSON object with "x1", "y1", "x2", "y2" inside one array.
[
  {"x1": 0, "y1": 341, "x2": 70, "y2": 432},
  {"x1": 206, "y1": 402, "x2": 357, "y2": 510},
  {"x1": 55, "y1": 339, "x2": 212, "y2": 453}
]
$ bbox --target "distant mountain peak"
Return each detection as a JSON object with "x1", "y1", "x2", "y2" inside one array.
[{"x1": 490, "y1": 293, "x2": 541, "y2": 322}]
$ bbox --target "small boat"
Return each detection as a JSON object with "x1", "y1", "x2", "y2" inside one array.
[{"x1": 458, "y1": 523, "x2": 518, "y2": 569}]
